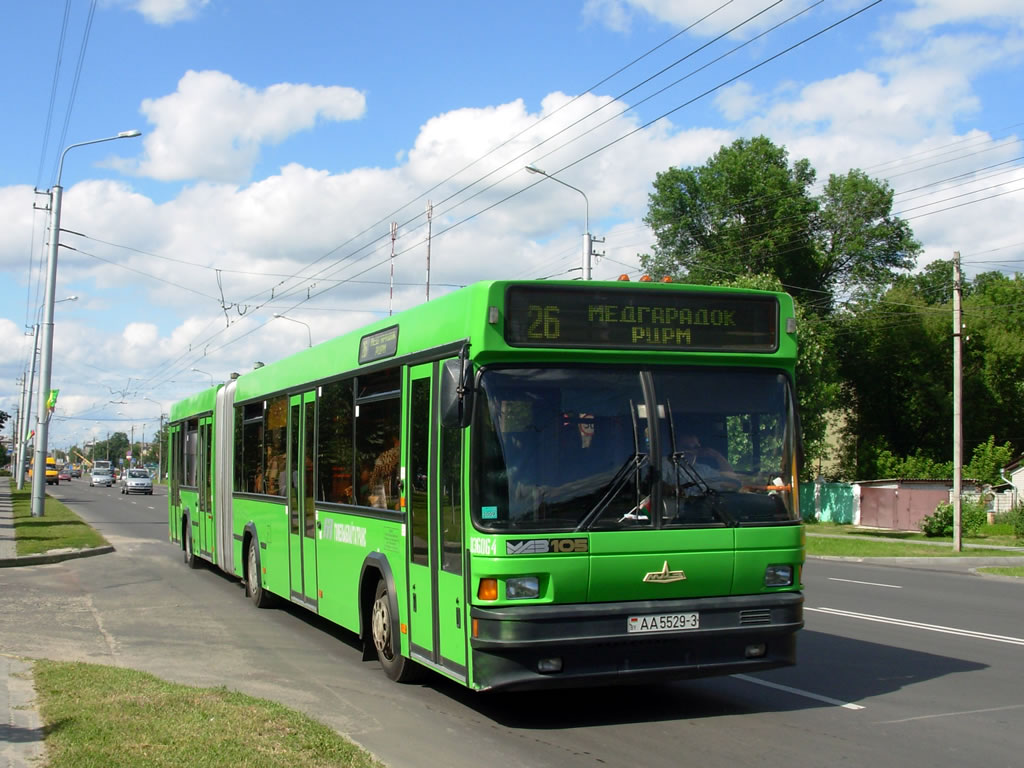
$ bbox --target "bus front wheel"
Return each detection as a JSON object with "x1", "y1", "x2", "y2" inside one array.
[{"x1": 371, "y1": 579, "x2": 418, "y2": 682}]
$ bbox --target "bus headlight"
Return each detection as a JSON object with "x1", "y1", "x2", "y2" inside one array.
[
  {"x1": 764, "y1": 565, "x2": 793, "y2": 587},
  {"x1": 506, "y1": 576, "x2": 540, "y2": 600}
]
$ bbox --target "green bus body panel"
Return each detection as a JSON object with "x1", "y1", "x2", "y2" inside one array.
[
  {"x1": 168, "y1": 386, "x2": 218, "y2": 423},
  {"x1": 315, "y1": 511, "x2": 406, "y2": 634},
  {"x1": 232, "y1": 497, "x2": 289, "y2": 587},
  {"x1": 166, "y1": 280, "x2": 803, "y2": 692},
  {"x1": 588, "y1": 529, "x2": 736, "y2": 601},
  {"x1": 733, "y1": 525, "x2": 806, "y2": 592}
]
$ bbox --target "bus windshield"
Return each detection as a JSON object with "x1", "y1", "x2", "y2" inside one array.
[{"x1": 473, "y1": 366, "x2": 799, "y2": 532}]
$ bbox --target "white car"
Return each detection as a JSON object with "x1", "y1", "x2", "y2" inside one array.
[
  {"x1": 121, "y1": 468, "x2": 154, "y2": 495},
  {"x1": 90, "y1": 469, "x2": 114, "y2": 487}
]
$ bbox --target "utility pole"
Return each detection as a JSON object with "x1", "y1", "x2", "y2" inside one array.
[
  {"x1": 17, "y1": 327, "x2": 39, "y2": 491},
  {"x1": 158, "y1": 412, "x2": 164, "y2": 479},
  {"x1": 952, "y1": 251, "x2": 963, "y2": 552},
  {"x1": 14, "y1": 376, "x2": 26, "y2": 486}
]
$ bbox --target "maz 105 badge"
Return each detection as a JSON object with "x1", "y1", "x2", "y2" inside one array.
[{"x1": 506, "y1": 538, "x2": 588, "y2": 555}]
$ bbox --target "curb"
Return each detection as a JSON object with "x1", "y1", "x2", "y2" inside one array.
[
  {"x1": 0, "y1": 545, "x2": 116, "y2": 569},
  {"x1": 808, "y1": 553, "x2": 1024, "y2": 578}
]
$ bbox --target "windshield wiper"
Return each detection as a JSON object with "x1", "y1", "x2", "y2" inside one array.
[
  {"x1": 577, "y1": 398, "x2": 649, "y2": 531},
  {"x1": 575, "y1": 452, "x2": 647, "y2": 531},
  {"x1": 663, "y1": 398, "x2": 733, "y2": 525}
]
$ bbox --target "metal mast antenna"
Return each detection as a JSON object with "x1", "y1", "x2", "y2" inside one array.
[
  {"x1": 389, "y1": 221, "x2": 397, "y2": 316},
  {"x1": 426, "y1": 200, "x2": 433, "y2": 302}
]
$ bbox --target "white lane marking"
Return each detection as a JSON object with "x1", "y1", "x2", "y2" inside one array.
[
  {"x1": 828, "y1": 577, "x2": 902, "y2": 589},
  {"x1": 808, "y1": 607, "x2": 1024, "y2": 646},
  {"x1": 733, "y1": 674, "x2": 865, "y2": 710},
  {"x1": 879, "y1": 704, "x2": 1024, "y2": 724}
]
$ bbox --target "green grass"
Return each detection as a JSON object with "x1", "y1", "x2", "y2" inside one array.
[
  {"x1": 806, "y1": 521, "x2": 1023, "y2": 548},
  {"x1": 10, "y1": 482, "x2": 109, "y2": 556},
  {"x1": 975, "y1": 566, "x2": 1024, "y2": 578},
  {"x1": 34, "y1": 660, "x2": 383, "y2": 768},
  {"x1": 806, "y1": 536, "x2": 1024, "y2": 558}
]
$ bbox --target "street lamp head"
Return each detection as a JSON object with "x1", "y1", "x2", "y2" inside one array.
[
  {"x1": 117, "y1": 130, "x2": 142, "y2": 138},
  {"x1": 525, "y1": 164, "x2": 546, "y2": 176}
]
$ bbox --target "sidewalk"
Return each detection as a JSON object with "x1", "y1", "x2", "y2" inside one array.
[{"x1": 0, "y1": 481, "x2": 46, "y2": 767}]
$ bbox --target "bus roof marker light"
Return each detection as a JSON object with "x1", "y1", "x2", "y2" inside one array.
[
  {"x1": 786, "y1": 318, "x2": 797, "y2": 334},
  {"x1": 488, "y1": 306, "x2": 499, "y2": 324}
]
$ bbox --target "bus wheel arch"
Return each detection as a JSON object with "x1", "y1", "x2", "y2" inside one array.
[{"x1": 360, "y1": 554, "x2": 418, "y2": 681}]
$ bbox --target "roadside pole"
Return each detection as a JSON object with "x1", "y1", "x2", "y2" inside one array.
[{"x1": 952, "y1": 251, "x2": 962, "y2": 552}]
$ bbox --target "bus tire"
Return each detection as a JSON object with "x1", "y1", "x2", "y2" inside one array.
[
  {"x1": 371, "y1": 579, "x2": 418, "y2": 682},
  {"x1": 183, "y1": 524, "x2": 200, "y2": 569},
  {"x1": 246, "y1": 537, "x2": 275, "y2": 609}
]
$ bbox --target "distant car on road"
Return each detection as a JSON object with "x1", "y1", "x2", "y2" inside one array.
[
  {"x1": 70, "y1": 464, "x2": 82, "y2": 478},
  {"x1": 121, "y1": 468, "x2": 153, "y2": 495},
  {"x1": 89, "y1": 468, "x2": 114, "y2": 487},
  {"x1": 58, "y1": 465, "x2": 72, "y2": 482}
]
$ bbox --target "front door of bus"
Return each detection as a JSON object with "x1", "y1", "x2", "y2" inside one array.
[
  {"x1": 407, "y1": 362, "x2": 467, "y2": 677},
  {"x1": 198, "y1": 416, "x2": 214, "y2": 560},
  {"x1": 288, "y1": 391, "x2": 318, "y2": 607}
]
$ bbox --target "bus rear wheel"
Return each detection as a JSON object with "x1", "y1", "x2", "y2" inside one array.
[
  {"x1": 246, "y1": 538, "x2": 274, "y2": 609},
  {"x1": 183, "y1": 525, "x2": 200, "y2": 569},
  {"x1": 371, "y1": 579, "x2": 418, "y2": 682}
]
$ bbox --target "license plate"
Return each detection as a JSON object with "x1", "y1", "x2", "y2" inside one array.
[{"x1": 627, "y1": 612, "x2": 699, "y2": 634}]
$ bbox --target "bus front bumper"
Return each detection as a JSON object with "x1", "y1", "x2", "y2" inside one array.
[{"x1": 469, "y1": 592, "x2": 803, "y2": 691}]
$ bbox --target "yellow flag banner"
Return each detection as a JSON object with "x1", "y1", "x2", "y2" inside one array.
[{"x1": 47, "y1": 389, "x2": 59, "y2": 410}]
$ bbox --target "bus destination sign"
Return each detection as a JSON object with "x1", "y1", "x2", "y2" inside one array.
[
  {"x1": 505, "y1": 286, "x2": 778, "y2": 352},
  {"x1": 358, "y1": 325, "x2": 399, "y2": 364}
]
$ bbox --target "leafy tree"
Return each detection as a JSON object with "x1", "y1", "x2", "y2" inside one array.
[
  {"x1": 642, "y1": 137, "x2": 820, "y2": 305},
  {"x1": 964, "y1": 436, "x2": 1014, "y2": 486},
  {"x1": 641, "y1": 136, "x2": 920, "y2": 312},
  {"x1": 838, "y1": 270, "x2": 1024, "y2": 479},
  {"x1": 0, "y1": 410, "x2": 9, "y2": 432},
  {"x1": 835, "y1": 279, "x2": 950, "y2": 477},
  {"x1": 875, "y1": 449, "x2": 952, "y2": 479},
  {"x1": 813, "y1": 169, "x2": 920, "y2": 304}
]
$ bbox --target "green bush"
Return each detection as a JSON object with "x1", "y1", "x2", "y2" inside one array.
[
  {"x1": 1009, "y1": 504, "x2": 1024, "y2": 541},
  {"x1": 921, "y1": 500, "x2": 987, "y2": 538}
]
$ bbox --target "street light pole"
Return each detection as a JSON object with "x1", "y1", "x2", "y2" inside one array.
[
  {"x1": 190, "y1": 367, "x2": 215, "y2": 387},
  {"x1": 525, "y1": 164, "x2": 592, "y2": 280},
  {"x1": 272, "y1": 313, "x2": 312, "y2": 348},
  {"x1": 31, "y1": 130, "x2": 141, "y2": 518}
]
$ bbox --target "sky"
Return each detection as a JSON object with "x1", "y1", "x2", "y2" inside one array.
[{"x1": 1, "y1": 0, "x2": 1023, "y2": 454}]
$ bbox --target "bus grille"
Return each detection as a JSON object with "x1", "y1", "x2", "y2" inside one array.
[{"x1": 739, "y1": 609, "x2": 772, "y2": 626}]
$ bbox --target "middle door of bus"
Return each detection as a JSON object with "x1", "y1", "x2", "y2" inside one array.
[
  {"x1": 407, "y1": 362, "x2": 467, "y2": 678},
  {"x1": 197, "y1": 415, "x2": 214, "y2": 560},
  {"x1": 288, "y1": 391, "x2": 318, "y2": 607}
]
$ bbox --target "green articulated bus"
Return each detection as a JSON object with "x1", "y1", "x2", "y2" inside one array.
[{"x1": 168, "y1": 279, "x2": 804, "y2": 691}]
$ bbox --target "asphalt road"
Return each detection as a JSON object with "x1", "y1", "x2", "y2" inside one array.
[{"x1": 0, "y1": 480, "x2": 1020, "y2": 768}]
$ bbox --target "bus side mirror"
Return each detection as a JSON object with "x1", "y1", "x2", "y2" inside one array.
[{"x1": 440, "y1": 358, "x2": 474, "y2": 429}]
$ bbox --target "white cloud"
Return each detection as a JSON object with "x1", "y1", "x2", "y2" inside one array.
[
  {"x1": 586, "y1": 0, "x2": 813, "y2": 37},
  {"x1": 891, "y1": 0, "x2": 1024, "y2": 33},
  {"x1": 714, "y1": 81, "x2": 760, "y2": 121},
  {"x1": 583, "y1": 0, "x2": 633, "y2": 33},
  {"x1": 129, "y1": 71, "x2": 366, "y2": 182},
  {"x1": 120, "y1": 0, "x2": 210, "y2": 25}
]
